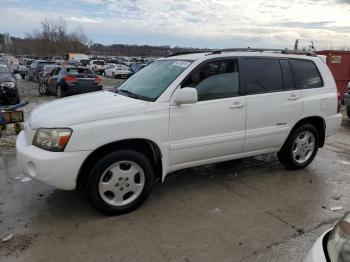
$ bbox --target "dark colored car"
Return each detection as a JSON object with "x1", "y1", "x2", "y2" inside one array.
[
  {"x1": 0, "y1": 58, "x2": 20, "y2": 105},
  {"x1": 27, "y1": 60, "x2": 56, "y2": 82},
  {"x1": 130, "y1": 63, "x2": 148, "y2": 76},
  {"x1": 38, "y1": 64, "x2": 57, "y2": 95},
  {"x1": 44, "y1": 66, "x2": 103, "y2": 97}
]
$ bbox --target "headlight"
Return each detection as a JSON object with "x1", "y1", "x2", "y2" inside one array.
[
  {"x1": 327, "y1": 212, "x2": 350, "y2": 262},
  {"x1": 33, "y1": 128, "x2": 72, "y2": 152},
  {"x1": 0, "y1": 81, "x2": 16, "y2": 89}
]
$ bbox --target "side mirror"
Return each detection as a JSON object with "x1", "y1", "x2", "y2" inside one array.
[{"x1": 173, "y1": 87, "x2": 198, "y2": 104}]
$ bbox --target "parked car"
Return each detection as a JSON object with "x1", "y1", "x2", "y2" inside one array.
[
  {"x1": 87, "y1": 60, "x2": 106, "y2": 75},
  {"x1": 27, "y1": 60, "x2": 55, "y2": 82},
  {"x1": 344, "y1": 82, "x2": 350, "y2": 118},
  {"x1": 41, "y1": 66, "x2": 102, "y2": 97},
  {"x1": 16, "y1": 51, "x2": 342, "y2": 215},
  {"x1": 304, "y1": 212, "x2": 350, "y2": 262},
  {"x1": 130, "y1": 63, "x2": 148, "y2": 76},
  {"x1": 0, "y1": 57, "x2": 20, "y2": 105},
  {"x1": 38, "y1": 64, "x2": 57, "y2": 95},
  {"x1": 104, "y1": 63, "x2": 132, "y2": 79},
  {"x1": 14, "y1": 61, "x2": 28, "y2": 79}
]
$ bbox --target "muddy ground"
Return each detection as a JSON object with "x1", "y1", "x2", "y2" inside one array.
[{"x1": 0, "y1": 78, "x2": 350, "y2": 262}]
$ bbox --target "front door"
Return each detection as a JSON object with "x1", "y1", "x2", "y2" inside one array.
[{"x1": 168, "y1": 58, "x2": 247, "y2": 170}]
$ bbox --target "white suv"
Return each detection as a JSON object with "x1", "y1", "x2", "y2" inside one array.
[{"x1": 16, "y1": 50, "x2": 342, "y2": 215}]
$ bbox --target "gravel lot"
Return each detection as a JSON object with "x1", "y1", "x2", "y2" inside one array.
[{"x1": 1, "y1": 77, "x2": 350, "y2": 261}]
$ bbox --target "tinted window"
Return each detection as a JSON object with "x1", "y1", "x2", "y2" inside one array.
[
  {"x1": 244, "y1": 58, "x2": 283, "y2": 94},
  {"x1": 290, "y1": 59, "x2": 323, "y2": 89},
  {"x1": 182, "y1": 59, "x2": 239, "y2": 101},
  {"x1": 280, "y1": 60, "x2": 296, "y2": 90}
]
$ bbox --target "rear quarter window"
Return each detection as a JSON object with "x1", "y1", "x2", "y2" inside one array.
[{"x1": 290, "y1": 59, "x2": 323, "y2": 89}]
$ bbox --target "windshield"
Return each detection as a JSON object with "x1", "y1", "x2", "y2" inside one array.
[
  {"x1": 117, "y1": 60, "x2": 192, "y2": 101},
  {"x1": 0, "y1": 60, "x2": 10, "y2": 73}
]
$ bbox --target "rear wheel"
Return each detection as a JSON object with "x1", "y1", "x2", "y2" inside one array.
[
  {"x1": 112, "y1": 72, "x2": 115, "y2": 79},
  {"x1": 346, "y1": 106, "x2": 350, "y2": 119},
  {"x1": 20, "y1": 74, "x2": 25, "y2": 79},
  {"x1": 278, "y1": 124, "x2": 319, "y2": 170},
  {"x1": 86, "y1": 150, "x2": 154, "y2": 215}
]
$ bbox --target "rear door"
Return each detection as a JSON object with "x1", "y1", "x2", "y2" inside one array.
[{"x1": 242, "y1": 58, "x2": 303, "y2": 152}]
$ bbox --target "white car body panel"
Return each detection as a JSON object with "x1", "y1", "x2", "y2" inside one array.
[
  {"x1": 304, "y1": 230, "x2": 330, "y2": 262},
  {"x1": 16, "y1": 52, "x2": 342, "y2": 190}
]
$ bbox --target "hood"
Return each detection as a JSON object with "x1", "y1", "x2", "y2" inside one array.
[
  {"x1": 29, "y1": 91, "x2": 147, "y2": 129},
  {"x1": 0, "y1": 73, "x2": 15, "y2": 83}
]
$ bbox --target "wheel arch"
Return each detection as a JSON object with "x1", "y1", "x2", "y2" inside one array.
[
  {"x1": 289, "y1": 116, "x2": 326, "y2": 148},
  {"x1": 76, "y1": 138, "x2": 163, "y2": 188}
]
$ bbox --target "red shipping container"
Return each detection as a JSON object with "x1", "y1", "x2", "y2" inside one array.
[{"x1": 317, "y1": 50, "x2": 350, "y2": 100}]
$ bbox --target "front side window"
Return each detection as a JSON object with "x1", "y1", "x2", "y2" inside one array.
[
  {"x1": 290, "y1": 59, "x2": 323, "y2": 89},
  {"x1": 117, "y1": 60, "x2": 192, "y2": 101},
  {"x1": 243, "y1": 58, "x2": 284, "y2": 94},
  {"x1": 182, "y1": 59, "x2": 239, "y2": 101}
]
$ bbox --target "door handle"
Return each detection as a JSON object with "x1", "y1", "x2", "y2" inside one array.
[
  {"x1": 288, "y1": 94, "x2": 299, "y2": 101},
  {"x1": 229, "y1": 102, "x2": 244, "y2": 109}
]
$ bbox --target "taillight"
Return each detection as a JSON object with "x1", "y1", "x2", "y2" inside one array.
[
  {"x1": 95, "y1": 76, "x2": 102, "y2": 84},
  {"x1": 64, "y1": 75, "x2": 77, "y2": 83},
  {"x1": 337, "y1": 92, "x2": 341, "y2": 113}
]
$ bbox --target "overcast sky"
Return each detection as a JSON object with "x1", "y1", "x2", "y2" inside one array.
[{"x1": 1, "y1": 0, "x2": 350, "y2": 49}]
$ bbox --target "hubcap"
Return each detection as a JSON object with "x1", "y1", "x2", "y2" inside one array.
[
  {"x1": 40, "y1": 84, "x2": 46, "y2": 93},
  {"x1": 292, "y1": 131, "x2": 315, "y2": 164},
  {"x1": 98, "y1": 161, "x2": 145, "y2": 206}
]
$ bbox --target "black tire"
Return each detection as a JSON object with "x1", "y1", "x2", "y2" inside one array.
[
  {"x1": 39, "y1": 83, "x2": 47, "y2": 95},
  {"x1": 20, "y1": 74, "x2": 25, "y2": 79},
  {"x1": 278, "y1": 124, "x2": 319, "y2": 170},
  {"x1": 86, "y1": 150, "x2": 155, "y2": 215},
  {"x1": 112, "y1": 72, "x2": 115, "y2": 79},
  {"x1": 346, "y1": 106, "x2": 350, "y2": 119}
]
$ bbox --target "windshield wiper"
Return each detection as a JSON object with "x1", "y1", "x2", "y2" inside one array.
[
  {"x1": 117, "y1": 89, "x2": 138, "y2": 99},
  {"x1": 117, "y1": 88, "x2": 153, "y2": 101}
]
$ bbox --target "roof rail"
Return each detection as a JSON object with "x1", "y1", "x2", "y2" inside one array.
[
  {"x1": 207, "y1": 48, "x2": 317, "y2": 57},
  {"x1": 165, "y1": 51, "x2": 210, "y2": 57}
]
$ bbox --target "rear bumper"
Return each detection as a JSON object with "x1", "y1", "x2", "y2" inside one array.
[
  {"x1": 16, "y1": 131, "x2": 91, "y2": 190},
  {"x1": 326, "y1": 113, "x2": 342, "y2": 136},
  {"x1": 65, "y1": 84, "x2": 102, "y2": 95},
  {"x1": 344, "y1": 93, "x2": 350, "y2": 106}
]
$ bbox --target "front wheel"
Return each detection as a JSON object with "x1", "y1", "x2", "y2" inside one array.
[
  {"x1": 278, "y1": 124, "x2": 319, "y2": 170},
  {"x1": 39, "y1": 83, "x2": 48, "y2": 95},
  {"x1": 86, "y1": 150, "x2": 155, "y2": 215},
  {"x1": 346, "y1": 106, "x2": 350, "y2": 119}
]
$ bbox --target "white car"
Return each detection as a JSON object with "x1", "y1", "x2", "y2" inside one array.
[
  {"x1": 104, "y1": 63, "x2": 132, "y2": 79},
  {"x1": 87, "y1": 60, "x2": 106, "y2": 75},
  {"x1": 16, "y1": 50, "x2": 342, "y2": 215},
  {"x1": 305, "y1": 212, "x2": 350, "y2": 262}
]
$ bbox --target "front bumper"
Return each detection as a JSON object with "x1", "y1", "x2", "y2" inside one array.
[
  {"x1": 304, "y1": 230, "x2": 330, "y2": 262},
  {"x1": 344, "y1": 93, "x2": 350, "y2": 107},
  {"x1": 16, "y1": 131, "x2": 91, "y2": 190}
]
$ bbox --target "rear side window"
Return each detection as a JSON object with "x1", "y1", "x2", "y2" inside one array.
[
  {"x1": 290, "y1": 59, "x2": 323, "y2": 89},
  {"x1": 280, "y1": 60, "x2": 296, "y2": 90},
  {"x1": 243, "y1": 58, "x2": 283, "y2": 94},
  {"x1": 182, "y1": 59, "x2": 240, "y2": 101}
]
